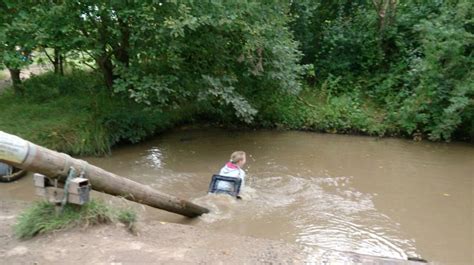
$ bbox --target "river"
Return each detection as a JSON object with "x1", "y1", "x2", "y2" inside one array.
[{"x1": 2, "y1": 128, "x2": 473, "y2": 264}]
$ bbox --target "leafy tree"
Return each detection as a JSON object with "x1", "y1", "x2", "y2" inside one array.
[
  {"x1": 396, "y1": 0, "x2": 473, "y2": 140},
  {"x1": 290, "y1": 0, "x2": 368, "y2": 64},
  {"x1": 314, "y1": 4, "x2": 383, "y2": 81},
  {"x1": 117, "y1": 1, "x2": 303, "y2": 122},
  {"x1": 0, "y1": 0, "x2": 36, "y2": 94},
  {"x1": 59, "y1": 1, "x2": 304, "y2": 122},
  {"x1": 1, "y1": 0, "x2": 471, "y2": 141},
  {"x1": 31, "y1": 1, "x2": 77, "y2": 75},
  {"x1": 60, "y1": 1, "x2": 138, "y2": 89}
]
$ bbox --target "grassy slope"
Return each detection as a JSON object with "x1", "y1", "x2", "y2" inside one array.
[
  {"x1": 0, "y1": 84, "x2": 109, "y2": 155},
  {"x1": 1, "y1": 70, "x2": 469, "y2": 157},
  {"x1": 253, "y1": 87, "x2": 393, "y2": 137},
  {"x1": 3, "y1": 92, "x2": 92, "y2": 145},
  {"x1": 0, "y1": 70, "x2": 401, "y2": 157},
  {"x1": 0, "y1": 71, "x2": 188, "y2": 156}
]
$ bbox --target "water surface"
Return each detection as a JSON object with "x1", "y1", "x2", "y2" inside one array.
[{"x1": 2, "y1": 128, "x2": 472, "y2": 264}]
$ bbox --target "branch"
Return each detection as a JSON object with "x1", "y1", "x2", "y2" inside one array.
[
  {"x1": 83, "y1": 49, "x2": 96, "y2": 59},
  {"x1": 82, "y1": 60, "x2": 97, "y2": 70},
  {"x1": 79, "y1": 27, "x2": 90, "y2": 38},
  {"x1": 77, "y1": 51, "x2": 98, "y2": 70},
  {"x1": 297, "y1": 95, "x2": 317, "y2": 108},
  {"x1": 43, "y1": 49, "x2": 54, "y2": 65},
  {"x1": 372, "y1": 0, "x2": 382, "y2": 13}
]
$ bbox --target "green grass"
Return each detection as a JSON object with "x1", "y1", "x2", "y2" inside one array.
[
  {"x1": 117, "y1": 208, "x2": 138, "y2": 233},
  {"x1": 253, "y1": 87, "x2": 391, "y2": 137},
  {"x1": 0, "y1": 70, "x2": 191, "y2": 156},
  {"x1": 0, "y1": 70, "x2": 7, "y2": 80},
  {"x1": 0, "y1": 72, "x2": 110, "y2": 155},
  {"x1": 14, "y1": 200, "x2": 130, "y2": 239},
  {"x1": 1, "y1": 92, "x2": 98, "y2": 149}
]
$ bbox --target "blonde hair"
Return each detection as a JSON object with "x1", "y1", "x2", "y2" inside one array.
[{"x1": 230, "y1": 151, "x2": 246, "y2": 164}]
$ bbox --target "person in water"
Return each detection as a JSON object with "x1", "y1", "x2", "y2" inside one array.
[{"x1": 219, "y1": 151, "x2": 246, "y2": 187}]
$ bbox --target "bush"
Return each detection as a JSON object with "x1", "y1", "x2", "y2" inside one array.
[
  {"x1": 291, "y1": 0, "x2": 473, "y2": 142},
  {"x1": 314, "y1": 5, "x2": 383, "y2": 81},
  {"x1": 394, "y1": 1, "x2": 474, "y2": 140},
  {"x1": 253, "y1": 86, "x2": 387, "y2": 136},
  {"x1": 22, "y1": 71, "x2": 100, "y2": 102},
  {"x1": 100, "y1": 106, "x2": 173, "y2": 145}
]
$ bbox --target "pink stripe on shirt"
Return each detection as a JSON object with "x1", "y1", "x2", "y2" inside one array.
[{"x1": 225, "y1": 162, "x2": 238, "y2": 169}]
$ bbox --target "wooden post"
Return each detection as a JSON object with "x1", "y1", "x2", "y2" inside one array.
[{"x1": 0, "y1": 131, "x2": 209, "y2": 217}]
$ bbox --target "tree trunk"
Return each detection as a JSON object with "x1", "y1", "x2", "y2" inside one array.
[
  {"x1": 0, "y1": 131, "x2": 210, "y2": 218},
  {"x1": 114, "y1": 18, "x2": 130, "y2": 67},
  {"x1": 51, "y1": 49, "x2": 64, "y2": 75},
  {"x1": 8, "y1": 68, "x2": 23, "y2": 95},
  {"x1": 52, "y1": 49, "x2": 65, "y2": 75},
  {"x1": 59, "y1": 54, "x2": 64, "y2": 76},
  {"x1": 97, "y1": 56, "x2": 114, "y2": 90},
  {"x1": 372, "y1": 0, "x2": 398, "y2": 33},
  {"x1": 54, "y1": 49, "x2": 60, "y2": 74}
]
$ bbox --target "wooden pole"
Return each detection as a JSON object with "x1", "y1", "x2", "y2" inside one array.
[{"x1": 0, "y1": 131, "x2": 209, "y2": 217}]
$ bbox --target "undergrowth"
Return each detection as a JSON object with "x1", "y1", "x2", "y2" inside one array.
[{"x1": 250, "y1": 87, "x2": 392, "y2": 137}]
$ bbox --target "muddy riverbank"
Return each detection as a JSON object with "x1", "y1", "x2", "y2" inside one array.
[{"x1": 0, "y1": 200, "x2": 426, "y2": 264}]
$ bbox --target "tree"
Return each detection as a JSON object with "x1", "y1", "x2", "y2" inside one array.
[
  {"x1": 396, "y1": 0, "x2": 474, "y2": 140},
  {"x1": 53, "y1": 1, "x2": 304, "y2": 122},
  {"x1": 0, "y1": 0, "x2": 36, "y2": 94},
  {"x1": 372, "y1": 0, "x2": 398, "y2": 32},
  {"x1": 31, "y1": 1, "x2": 77, "y2": 75}
]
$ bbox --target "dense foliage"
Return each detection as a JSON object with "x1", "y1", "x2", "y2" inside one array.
[
  {"x1": 290, "y1": 0, "x2": 473, "y2": 141},
  {"x1": 2, "y1": 1, "x2": 303, "y2": 122},
  {"x1": 0, "y1": 0, "x2": 472, "y2": 148}
]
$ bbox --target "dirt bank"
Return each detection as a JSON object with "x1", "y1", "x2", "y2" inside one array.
[
  {"x1": 0, "y1": 200, "x2": 304, "y2": 264},
  {"x1": 0, "y1": 200, "x2": 424, "y2": 264}
]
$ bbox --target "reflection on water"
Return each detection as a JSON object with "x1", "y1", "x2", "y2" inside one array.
[
  {"x1": 2, "y1": 128, "x2": 473, "y2": 264},
  {"x1": 146, "y1": 147, "x2": 164, "y2": 169}
]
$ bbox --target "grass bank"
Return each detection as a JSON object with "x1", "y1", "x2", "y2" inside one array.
[
  {"x1": 251, "y1": 89, "x2": 391, "y2": 137},
  {"x1": 0, "y1": 71, "x2": 471, "y2": 157},
  {"x1": 0, "y1": 71, "x2": 195, "y2": 156}
]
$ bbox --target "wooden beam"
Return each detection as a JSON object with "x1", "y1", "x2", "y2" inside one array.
[{"x1": 0, "y1": 131, "x2": 209, "y2": 217}]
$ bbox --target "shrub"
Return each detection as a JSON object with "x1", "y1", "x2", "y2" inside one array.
[{"x1": 395, "y1": 1, "x2": 473, "y2": 140}]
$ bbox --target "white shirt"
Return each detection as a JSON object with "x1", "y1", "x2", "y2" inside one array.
[{"x1": 219, "y1": 162, "x2": 246, "y2": 187}]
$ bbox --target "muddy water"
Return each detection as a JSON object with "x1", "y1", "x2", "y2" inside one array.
[{"x1": 2, "y1": 128, "x2": 473, "y2": 264}]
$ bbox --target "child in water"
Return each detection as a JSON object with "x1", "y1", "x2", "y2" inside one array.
[{"x1": 219, "y1": 151, "x2": 246, "y2": 188}]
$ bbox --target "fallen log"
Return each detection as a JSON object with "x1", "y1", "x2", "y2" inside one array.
[{"x1": 0, "y1": 131, "x2": 209, "y2": 217}]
